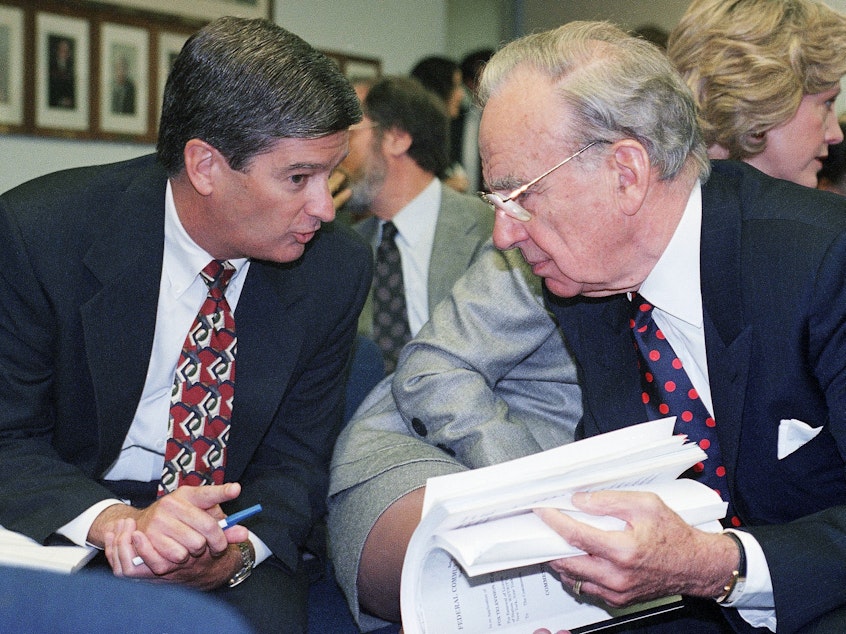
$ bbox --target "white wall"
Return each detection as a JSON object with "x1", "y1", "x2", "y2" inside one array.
[
  {"x1": 274, "y1": 0, "x2": 447, "y2": 75},
  {"x1": 0, "y1": 136, "x2": 153, "y2": 193}
]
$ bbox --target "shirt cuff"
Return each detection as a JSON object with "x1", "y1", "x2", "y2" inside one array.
[
  {"x1": 56, "y1": 499, "x2": 126, "y2": 548},
  {"x1": 247, "y1": 529, "x2": 271, "y2": 566},
  {"x1": 722, "y1": 529, "x2": 777, "y2": 631}
]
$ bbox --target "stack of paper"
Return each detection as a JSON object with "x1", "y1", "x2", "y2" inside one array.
[{"x1": 401, "y1": 417, "x2": 727, "y2": 634}]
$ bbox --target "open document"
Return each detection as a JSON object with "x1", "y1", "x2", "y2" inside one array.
[
  {"x1": 400, "y1": 417, "x2": 727, "y2": 634},
  {"x1": 0, "y1": 526, "x2": 97, "y2": 574}
]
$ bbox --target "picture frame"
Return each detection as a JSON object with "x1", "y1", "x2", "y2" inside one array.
[
  {"x1": 99, "y1": 22, "x2": 149, "y2": 135},
  {"x1": 0, "y1": 4, "x2": 23, "y2": 127},
  {"x1": 156, "y1": 31, "x2": 190, "y2": 126},
  {"x1": 323, "y1": 50, "x2": 382, "y2": 82},
  {"x1": 35, "y1": 12, "x2": 90, "y2": 132},
  {"x1": 98, "y1": 0, "x2": 271, "y2": 22},
  {"x1": 0, "y1": 0, "x2": 378, "y2": 143}
]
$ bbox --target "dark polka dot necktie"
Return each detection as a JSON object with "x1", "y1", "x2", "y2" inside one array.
[
  {"x1": 630, "y1": 294, "x2": 740, "y2": 527},
  {"x1": 159, "y1": 260, "x2": 236, "y2": 496},
  {"x1": 372, "y1": 221, "x2": 411, "y2": 374}
]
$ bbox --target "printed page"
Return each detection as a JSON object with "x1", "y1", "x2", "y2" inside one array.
[{"x1": 403, "y1": 547, "x2": 681, "y2": 634}]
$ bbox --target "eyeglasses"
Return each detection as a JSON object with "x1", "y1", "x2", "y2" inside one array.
[{"x1": 478, "y1": 140, "x2": 600, "y2": 222}]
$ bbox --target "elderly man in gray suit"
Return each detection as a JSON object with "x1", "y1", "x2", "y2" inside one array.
[
  {"x1": 345, "y1": 76, "x2": 493, "y2": 372},
  {"x1": 327, "y1": 240, "x2": 581, "y2": 630}
]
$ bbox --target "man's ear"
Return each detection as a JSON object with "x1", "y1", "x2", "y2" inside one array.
[
  {"x1": 381, "y1": 127, "x2": 413, "y2": 157},
  {"x1": 182, "y1": 139, "x2": 222, "y2": 196},
  {"x1": 610, "y1": 139, "x2": 650, "y2": 216}
]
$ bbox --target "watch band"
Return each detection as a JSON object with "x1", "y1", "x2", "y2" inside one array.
[
  {"x1": 227, "y1": 541, "x2": 254, "y2": 588},
  {"x1": 716, "y1": 531, "x2": 747, "y2": 604}
]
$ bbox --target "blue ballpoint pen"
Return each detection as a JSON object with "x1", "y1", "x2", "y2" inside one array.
[{"x1": 132, "y1": 503, "x2": 262, "y2": 566}]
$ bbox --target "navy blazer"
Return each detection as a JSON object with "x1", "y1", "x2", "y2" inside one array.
[
  {"x1": 0, "y1": 154, "x2": 372, "y2": 571},
  {"x1": 547, "y1": 161, "x2": 846, "y2": 633}
]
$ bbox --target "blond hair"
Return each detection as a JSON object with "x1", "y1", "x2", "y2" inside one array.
[{"x1": 668, "y1": 0, "x2": 846, "y2": 160}]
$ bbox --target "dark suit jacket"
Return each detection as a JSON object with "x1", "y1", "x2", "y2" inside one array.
[
  {"x1": 0, "y1": 154, "x2": 372, "y2": 572},
  {"x1": 547, "y1": 161, "x2": 846, "y2": 634}
]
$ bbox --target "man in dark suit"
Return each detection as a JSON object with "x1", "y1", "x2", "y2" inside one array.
[
  {"x1": 0, "y1": 17, "x2": 370, "y2": 634},
  {"x1": 476, "y1": 21, "x2": 846, "y2": 634}
]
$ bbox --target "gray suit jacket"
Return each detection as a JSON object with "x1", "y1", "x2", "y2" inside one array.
[
  {"x1": 354, "y1": 181, "x2": 493, "y2": 336},
  {"x1": 327, "y1": 241, "x2": 581, "y2": 630}
]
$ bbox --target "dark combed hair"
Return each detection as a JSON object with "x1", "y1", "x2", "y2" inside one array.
[
  {"x1": 364, "y1": 76, "x2": 450, "y2": 178},
  {"x1": 157, "y1": 17, "x2": 361, "y2": 175},
  {"x1": 409, "y1": 56, "x2": 460, "y2": 104}
]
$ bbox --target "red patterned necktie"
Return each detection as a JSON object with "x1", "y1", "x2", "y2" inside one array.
[
  {"x1": 630, "y1": 294, "x2": 740, "y2": 527},
  {"x1": 159, "y1": 260, "x2": 237, "y2": 496}
]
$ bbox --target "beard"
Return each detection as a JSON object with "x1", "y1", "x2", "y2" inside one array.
[{"x1": 346, "y1": 154, "x2": 387, "y2": 212}]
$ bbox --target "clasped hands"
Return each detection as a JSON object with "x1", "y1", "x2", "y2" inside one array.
[{"x1": 89, "y1": 482, "x2": 249, "y2": 590}]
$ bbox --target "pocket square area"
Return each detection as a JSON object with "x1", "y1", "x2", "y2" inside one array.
[{"x1": 777, "y1": 418, "x2": 823, "y2": 460}]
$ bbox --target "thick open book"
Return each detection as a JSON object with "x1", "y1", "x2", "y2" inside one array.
[
  {"x1": 0, "y1": 526, "x2": 97, "y2": 574},
  {"x1": 400, "y1": 417, "x2": 727, "y2": 634}
]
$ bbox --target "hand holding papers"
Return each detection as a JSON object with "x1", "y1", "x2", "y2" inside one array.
[{"x1": 400, "y1": 418, "x2": 727, "y2": 634}]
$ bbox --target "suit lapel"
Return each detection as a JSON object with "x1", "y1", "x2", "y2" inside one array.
[
  {"x1": 699, "y1": 171, "x2": 752, "y2": 492},
  {"x1": 353, "y1": 217, "x2": 378, "y2": 336},
  {"x1": 550, "y1": 294, "x2": 646, "y2": 433},
  {"x1": 428, "y1": 184, "x2": 483, "y2": 308},
  {"x1": 80, "y1": 162, "x2": 167, "y2": 471},
  {"x1": 225, "y1": 259, "x2": 307, "y2": 475}
]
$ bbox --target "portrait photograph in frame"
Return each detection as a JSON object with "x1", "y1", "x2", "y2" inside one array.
[
  {"x1": 99, "y1": 22, "x2": 149, "y2": 136},
  {"x1": 35, "y1": 12, "x2": 90, "y2": 132},
  {"x1": 156, "y1": 31, "x2": 190, "y2": 127},
  {"x1": 0, "y1": 4, "x2": 24, "y2": 127}
]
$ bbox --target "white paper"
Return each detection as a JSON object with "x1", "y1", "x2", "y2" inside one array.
[
  {"x1": 0, "y1": 525, "x2": 97, "y2": 574},
  {"x1": 401, "y1": 418, "x2": 726, "y2": 634}
]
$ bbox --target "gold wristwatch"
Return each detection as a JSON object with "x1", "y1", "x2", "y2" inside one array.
[{"x1": 227, "y1": 541, "x2": 254, "y2": 588}]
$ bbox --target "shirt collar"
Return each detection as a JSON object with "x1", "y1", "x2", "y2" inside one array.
[
  {"x1": 163, "y1": 180, "x2": 248, "y2": 297},
  {"x1": 385, "y1": 177, "x2": 440, "y2": 246},
  {"x1": 638, "y1": 182, "x2": 703, "y2": 328}
]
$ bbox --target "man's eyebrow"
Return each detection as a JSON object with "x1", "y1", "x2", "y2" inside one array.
[
  {"x1": 284, "y1": 162, "x2": 329, "y2": 171},
  {"x1": 487, "y1": 174, "x2": 523, "y2": 192}
]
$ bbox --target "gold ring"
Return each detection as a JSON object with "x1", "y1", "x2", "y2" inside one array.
[{"x1": 573, "y1": 579, "x2": 582, "y2": 595}]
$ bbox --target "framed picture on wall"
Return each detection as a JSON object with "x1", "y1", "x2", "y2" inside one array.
[
  {"x1": 156, "y1": 31, "x2": 190, "y2": 126},
  {"x1": 99, "y1": 22, "x2": 149, "y2": 136},
  {"x1": 35, "y1": 12, "x2": 90, "y2": 132},
  {"x1": 322, "y1": 50, "x2": 382, "y2": 81},
  {"x1": 0, "y1": 4, "x2": 23, "y2": 127}
]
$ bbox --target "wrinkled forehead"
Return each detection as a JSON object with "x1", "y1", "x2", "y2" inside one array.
[{"x1": 480, "y1": 70, "x2": 572, "y2": 185}]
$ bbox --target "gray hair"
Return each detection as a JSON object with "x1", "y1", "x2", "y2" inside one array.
[{"x1": 478, "y1": 21, "x2": 710, "y2": 182}]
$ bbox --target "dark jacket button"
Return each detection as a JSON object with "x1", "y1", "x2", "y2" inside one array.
[{"x1": 411, "y1": 417, "x2": 427, "y2": 436}]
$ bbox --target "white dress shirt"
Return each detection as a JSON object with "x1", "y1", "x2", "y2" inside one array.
[
  {"x1": 638, "y1": 183, "x2": 776, "y2": 631},
  {"x1": 59, "y1": 181, "x2": 271, "y2": 565}
]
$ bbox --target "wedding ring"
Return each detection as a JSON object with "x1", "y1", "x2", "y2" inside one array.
[{"x1": 573, "y1": 579, "x2": 583, "y2": 595}]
